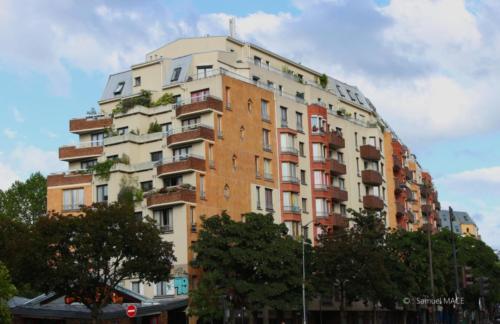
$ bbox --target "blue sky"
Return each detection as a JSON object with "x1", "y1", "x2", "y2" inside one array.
[{"x1": 0, "y1": 0, "x2": 499, "y2": 249}]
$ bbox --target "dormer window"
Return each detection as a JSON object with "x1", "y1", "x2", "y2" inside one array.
[
  {"x1": 346, "y1": 89, "x2": 355, "y2": 101},
  {"x1": 171, "y1": 67, "x2": 182, "y2": 82},
  {"x1": 336, "y1": 85, "x2": 345, "y2": 97},
  {"x1": 134, "y1": 76, "x2": 141, "y2": 87},
  {"x1": 355, "y1": 93, "x2": 364, "y2": 105},
  {"x1": 114, "y1": 82, "x2": 125, "y2": 95}
]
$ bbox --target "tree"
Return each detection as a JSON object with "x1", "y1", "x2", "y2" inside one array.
[
  {"x1": 0, "y1": 172, "x2": 46, "y2": 224},
  {"x1": 0, "y1": 262, "x2": 17, "y2": 324},
  {"x1": 190, "y1": 212, "x2": 303, "y2": 323},
  {"x1": 30, "y1": 203, "x2": 176, "y2": 322}
]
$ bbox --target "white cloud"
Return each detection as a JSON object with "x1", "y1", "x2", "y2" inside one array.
[
  {"x1": 3, "y1": 128, "x2": 17, "y2": 139},
  {"x1": 0, "y1": 163, "x2": 19, "y2": 190},
  {"x1": 11, "y1": 107, "x2": 24, "y2": 123}
]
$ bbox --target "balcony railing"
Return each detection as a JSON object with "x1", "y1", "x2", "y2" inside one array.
[
  {"x1": 47, "y1": 172, "x2": 92, "y2": 187},
  {"x1": 332, "y1": 213, "x2": 349, "y2": 228},
  {"x1": 331, "y1": 186, "x2": 348, "y2": 202},
  {"x1": 314, "y1": 184, "x2": 328, "y2": 191},
  {"x1": 328, "y1": 131, "x2": 345, "y2": 149},
  {"x1": 69, "y1": 116, "x2": 112, "y2": 134},
  {"x1": 59, "y1": 142, "x2": 104, "y2": 161},
  {"x1": 280, "y1": 147, "x2": 299, "y2": 155},
  {"x1": 62, "y1": 204, "x2": 84, "y2": 212},
  {"x1": 263, "y1": 172, "x2": 273, "y2": 180},
  {"x1": 159, "y1": 225, "x2": 174, "y2": 233},
  {"x1": 313, "y1": 156, "x2": 326, "y2": 163},
  {"x1": 263, "y1": 144, "x2": 272, "y2": 152},
  {"x1": 174, "y1": 95, "x2": 223, "y2": 118},
  {"x1": 283, "y1": 205, "x2": 301, "y2": 213},
  {"x1": 360, "y1": 145, "x2": 381, "y2": 161},
  {"x1": 363, "y1": 195, "x2": 384, "y2": 211},
  {"x1": 392, "y1": 155, "x2": 403, "y2": 172},
  {"x1": 330, "y1": 159, "x2": 347, "y2": 175},
  {"x1": 156, "y1": 154, "x2": 206, "y2": 177},
  {"x1": 166, "y1": 124, "x2": 214, "y2": 147},
  {"x1": 146, "y1": 185, "x2": 196, "y2": 208},
  {"x1": 361, "y1": 170, "x2": 383, "y2": 186},
  {"x1": 282, "y1": 176, "x2": 299, "y2": 184},
  {"x1": 316, "y1": 210, "x2": 329, "y2": 218}
]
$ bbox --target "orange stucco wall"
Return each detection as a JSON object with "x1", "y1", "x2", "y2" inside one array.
[
  {"x1": 47, "y1": 184, "x2": 92, "y2": 214},
  {"x1": 383, "y1": 131, "x2": 397, "y2": 229}
]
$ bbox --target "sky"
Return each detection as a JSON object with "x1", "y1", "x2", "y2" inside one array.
[{"x1": 0, "y1": 0, "x2": 499, "y2": 248}]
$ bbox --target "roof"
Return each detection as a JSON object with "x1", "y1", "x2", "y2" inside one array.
[{"x1": 100, "y1": 70, "x2": 133, "y2": 102}]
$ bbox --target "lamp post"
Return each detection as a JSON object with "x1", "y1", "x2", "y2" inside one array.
[
  {"x1": 449, "y1": 207, "x2": 462, "y2": 322},
  {"x1": 302, "y1": 220, "x2": 313, "y2": 324}
]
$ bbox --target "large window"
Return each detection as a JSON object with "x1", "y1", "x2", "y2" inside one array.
[
  {"x1": 280, "y1": 106, "x2": 288, "y2": 127},
  {"x1": 191, "y1": 89, "x2": 209, "y2": 103},
  {"x1": 63, "y1": 188, "x2": 84, "y2": 211},
  {"x1": 156, "y1": 281, "x2": 174, "y2": 296},
  {"x1": 280, "y1": 133, "x2": 296, "y2": 153},
  {"x1": 315, "y1": 198, "x2": 328, "y2": 217},
  {"x1": 310, "y1": 116, "x2": 325, "y2": 133},
  {"x1": 163, "y1": 176, "x2": 182, "y2": 188},
  {"x1": 265, "y1": 188, "x2": 273, "y2": 211},
  {"x1": 281, "y1": 162, "x2": 297, "y2": 183},
  {"x1": 81, "y1": 159, "x2": 97, "y2": 170},
  {"x1": 154, "y1": 208, "x2": 173, "y2": 232},
  {"x1": 283, "y1": 192, "x2": 300, "y2": 212},
  {"x1": 161, "y1": 122, "x2": 172, "y2": 135},
  {"x1": 96, "y1": 185, "x2": 108, "y2": 203},
  {"x1": 296, "y1": 112, "x2": 303, "y2": 131},
  {"x1": 114, "y1": 82, "x2": 125, "y2": 95},
  {"x1": 151, "y1": 151, "x2": 163, "y2": 162},
  {"x1": 264, "y1": 158, "x2": 272, "y2": 179},
  {"x1": 312, "y1": 143, "x2": 324, "y2": 161},
  {"x1": 181, "y1": 117, "x2": 201, "y2": 129},
  {"x1": 171, "y1": 67, "x2": 182, "y2": 82},
  {"x1": 196, "y1": 65, "x2": 213, "y2": 79},
  {"x1": 140, "y1": 181, "x2": 153, "y2": 192},
  {"x1": 261, "y1": 100, "x2": 270, "y2": 121},
  {"x1": 314, "y1": 171, "x2": 326, "y2": 189},
  {"x1": 173, "y1": 146, "x2": 191, "y2": 160},
  {"x1": 285, "y1": 221, "x2": 300, "y2": 238},
  {"x1": 262, "y1": 129, "x2": 271, "y2": 151},
  {"x1": 91, "y1": 132, "x2": 104, "y2": 146}
]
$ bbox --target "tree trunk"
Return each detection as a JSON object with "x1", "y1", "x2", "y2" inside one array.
[
  {"x1": 339, "y1": 284, "x2": 347, "y2": 324},
  {"x1": 372, "y1": 303, "x2": 377, "y2": 324}
]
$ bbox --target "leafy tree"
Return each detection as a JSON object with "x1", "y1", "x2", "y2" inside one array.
[
  {"x1": 188, "y1": 272, "x2": 224, "y2": 323},
  {"x1": 190, "y1": 212, "x2": 303, "y2": 323},
  {"x1": 30, "y1": 203, "x2": 176, "y2": 322},
  {"x1": 0, "y1": 172, "x2": 46, "y2": 224},
  {"x1": 0, "y1": 262, "x2": 17, "y2": 324}
]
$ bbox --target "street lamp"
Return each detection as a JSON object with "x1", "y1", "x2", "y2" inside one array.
[{"x1": 302, "y1": 220, "x2": 313, "y2": 324}]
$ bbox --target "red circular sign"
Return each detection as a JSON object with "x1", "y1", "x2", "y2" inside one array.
[{"x1": 126, "y1": 305, "x2": 137, "y2": 318}]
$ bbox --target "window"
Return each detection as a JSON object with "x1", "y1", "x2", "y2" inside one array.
[
  {"x1": 296, "y1": 112, "x2": 303, "y2": 131},
  {"x1": 267, "y1": 80, "x2": 274, "y2": 89},
  {"x1": 163, "y1": 176, "x2": 182, "y2": 187},
  {"x1": 182, "y1": 117, "x2": 200, "y2": 129},
  {"x1": 281, "y1": 162, "x2": 297, "y2": 183},
  {"x1": 356, "y1": 158, "x2": 360, "y2": 175},
  {"x1": 154, "y1": 208, "x2": 173, "y2": 232},
  {"x1": 310, "y1": 116, "x2": 324, "y2": 133},
  {"x1": 217, "y1": 115, "x2": 223, "y2": 138},
  {"x1": 131, "y1": 281, "x2": 141, "y2": 294},
  {"x1": 140, "y1": 181, "x2": 153, "y2": 192},
  {"x1": 346, "y1": 89, "x2": 355, "y2": 101},
  {"x1": 96, "y1": 185, "x2": 108, "y2": 203},
  {"x1": 265, "y1": 188, "x2": 273, "y2": 211},
  {"x1": 134, "y1": 212, "x2": 143, "y2": 221},
  {"x1": 261, "y1": 100, "x2": 270, "y2": 121},
  {"x1": 280, "y1": 133, "x2": 295, "y2": 153},
  {"x1": 340, "y1": 204, "x2": 347, "y2": 216},
  {"x1": 63, "y1": 188, "x2": 84, "y2": 211},
  {"x1": 357, "y1": 182, "x2": 361, "y2": 201},
  {"x1": 107, "y1": 155, "x2": 119, "y2": 161},
  {"x1": 134, "y1": 76, "x2": 141, "y2": 87},
  {"x1": 161, "y1": 122, "x2": 172, "y2": 135},
  {"x1": 381, "y1": 163, "x2": 384, "y2": 176},
  {"x1": 247, "y1": 99, "x2": 253, "y2": 112},
  {"x1": 208, "y1": 144, "x2": 214, "y2": 167},
  {"x1": 200, "y1": 175, "x2": 205, "y2": 199},
  {"x1": 225, "y1": 87, "x2": 231, "y2": 108},
  {"x1": 262, "y1": 129, "x2": 271, "y2": 151},
  {"x1": 300, "y1": 170, "x2": 307, "y2": 185},
  {"x1": 151, "y1": 151, "x2": 163, "y2": 162},
  {"x1": 299, "y1": 142, "x2": 305, "y2": 157},
  {"x1": 283, "y1": 192, "x2": 300, "y2": 212},
  {"x1": 285, "y1": 221, "x2": 300, "y2": 237},
  {"x1": 355, "y1": 132, "x2": 358, "y2": 148},
  {"x1": 196, "y1": 65, "x2": 213, "y2": 79},
  {"x1": 255, "y1": 156, "x2": 260, "y2": 177},
  {"x1": 114, "y1": 82, "x2": 125, "y2": 95},
  {"x1": 280, "y1": 106, "x2": 288, "y2": 127},
  {"x1": 81, "y1": 159, "x2": 97, "y2": 170},
  {"x1": 91, "y1": 132, "x2": 104, "y2": 146},
  {"x1": 314, "y1": 171, "x2": 326, "y2": 189},
  {"x1": 264, "y1": 158, "x2": 272, "y2": 179},
  {"x1": 191, "y1": 89, "x2": 209, "y2": 103},
  {"x1": 254, "y1": 56, "x2": 261, "y2": 66},
  {"x1": 312, "y1": 143, "x2": 324, "y2": 161},
  {"x1": 173, "y1": 147, "x2": 190, "y2": 160},
  {"x1": 156, "y1": 281, "x2": 174, "y2": 296},
  {"x1": 355, "y1": 93, "x2": 364, "y2": 105},
  {"x1": 302, "y1": 198, "x2": 308, "y2": 213},
  {"x1": 256, "y1": 186, "x2": 261, "y2": 209},
  {"x1": 117, "y1": 127, "x2": 128, "y2": 135},
  {"x1": 278, "y1": 85, "x2": 283, "y2": 96},
  {"x1": 315, "y1": 198, "x2": 328, "y2": 217},
  {"x1": 171, "y1": 67, "x2": 182, "y2": 82}
]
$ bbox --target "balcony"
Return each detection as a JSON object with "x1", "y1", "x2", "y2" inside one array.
[
  {"x1": 330, "y1": 159, "x2": 347, "y2": 175},
  {"x1": 421, "y1": 204, "x2": 432, "y2": 216},
  {"x1": 166, "y1": 124, "x2": 214, "y2": 147},
  {"x1": 396, "y1": 201, "x2": 405, "y2": 216},
  {"x1": 59, "y1": 143, "x2": 103, "y2": 161},
  {"x1": 47, "y1": 172, "x2": 92, "y2": 187},
  {"x1": 282, "y1": 176, "x2": 300, "y2": 184},
  {"x1": 331, "y1": 213, "x2": 349, "y2": 228},
  {"x1": 175, "y1": 96, "x2": 223, "y2": 118},
  {"x1": 280, "y1": 146, "x2": 299, "y2": 155},
  {"x1": 435, "y1": 201, "x2": 441, "y2": 211},
  {"x1": 69, "y1": 116, "x2": 112, "y2": 134},
  {"x1": 420, "y1": 185, "x2": 432, "y2": 198},
  {"x1": 146, "y1": 186, "x2": 196, "y2": 208},
  {"x1": 328, "y1": 131, "x2": 345, "y2": 149},
  {"x1": 407, "y1": 211, "x2": 416, "y2": 223},
  {"x1": 405, "y1": 167, "x2": 413, "y2": 181},
  {"x1": 283, "y1": 205, "x2": 301, "y2": 214},
  {"x1": 156, "y1": 155, "x2": 206, "y2": 177},
  {"x1": 363, "y1": 195, "x2": 384, "y2": 211},
  {"x1": 360, "y1": 145, "x2": 381, "y2": 161},
  {"x1": 331, "y1": 186, "x2": 348, "y2": 202},
  {"x1": 361, "y1": 170, "x2": 383, "y2": 186},
  {"x1": 392, "y1": 155, "x2": 402, "y2": 172}
]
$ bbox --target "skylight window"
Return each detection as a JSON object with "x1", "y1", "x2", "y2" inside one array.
[
  {"x1": 346, "y1": 89, "x2": 355, "y2": 101},
  {"x1": 113, "y1": 82, "x2": 125, "y2": 95},
  {"x1": 171, "y1": 67, "x2": 182, "y2": 82},
  {"x1": 336, "y1": 85, "x2": 345, "y2": 97},
  {"x1": 355, "y1": 93, "x2": 364, "y2": 105}
]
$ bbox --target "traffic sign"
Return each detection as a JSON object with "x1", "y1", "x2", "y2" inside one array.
[{"x1": 126, "y1": 305, "x2": 137, "y2": 318}]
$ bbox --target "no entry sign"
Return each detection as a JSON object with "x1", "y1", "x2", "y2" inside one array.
[{"x1": 126, "y1": 304, "x2": 137, "y2": 318}]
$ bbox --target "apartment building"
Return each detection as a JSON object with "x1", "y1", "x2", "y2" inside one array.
[
  {"x1": 437, "y1": 210, "x2": 479, "y2": 238},
  {"x1": 47, "y1": 35, "x2": 440, "y2": 300}
]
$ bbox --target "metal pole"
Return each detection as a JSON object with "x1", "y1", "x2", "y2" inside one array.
[
  {"x1": 426, "y1": 218, "x2": 436, "y2": 324},
  {"x1": 302, "y1": 225, "x2": 307, "y2": 324},
  {"x1": 449, "y1": 207, "x2": 461, "y2": 322}
]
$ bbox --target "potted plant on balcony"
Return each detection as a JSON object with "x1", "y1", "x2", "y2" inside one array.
[{"x1": 337, "y1": 108, "x2": 346, "y2": 116}]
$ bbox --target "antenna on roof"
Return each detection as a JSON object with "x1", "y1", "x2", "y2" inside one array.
[{"x1": 229, "y1": 17, "x2": 236, "y2": 38}]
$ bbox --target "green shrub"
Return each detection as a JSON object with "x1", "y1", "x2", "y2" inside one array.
[
  {"x1": 148, "y1": 121, "x2": 162, "y2": 134},
  {"x1": 151, "y1": 92, "x2": 176, "y2": 107}
]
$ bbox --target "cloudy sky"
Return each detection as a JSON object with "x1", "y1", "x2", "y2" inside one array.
[{"x1": 0, "y1": 0, "x2": 499, "y2": 248}]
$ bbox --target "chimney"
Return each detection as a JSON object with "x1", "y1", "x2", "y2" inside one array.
[{"x1": 229, "y1": 17, "x2": 236, "y2": 38}]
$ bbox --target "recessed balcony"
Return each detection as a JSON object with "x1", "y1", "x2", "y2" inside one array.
[
  {"x1": 361, "y1": 170, "x2": 383, "y2": 186},
  {"x1": 175, "y1": 96, "x2": 223, "y2": 118},
  {"x1": 396, "y1": 201, "x2": 405, "y2": 216},
  {"x1": 156, "y1": 155, "x2": 206, "y2": 177},
  {"x1": 420, "y1": 185, "x2": 432, "y2": 198},
  {"x1": 405, "y1": 167, "x2": 413, "y2": 181},
  {"x1": 330, "y1": 159, "x2": 346, "y2": 175},
  {"x1": 59, "y1": 144, "x2": 103, "y2": 161},
  {"x1": 392, "y1": 155, "x2": 402, "y2": 172},
  {"x1": 146, "y1": 186, "x2": 196, "y2": 208},
  {"x1": 331, "y1": 213, "x2": 349, "y2": 228},
  {"x1": 363, "y1": 195, "x2": 384, "y2": 211},
  {"x1": 360, "y1": 145, "x2": 381, "y2": 161},
  {"x1": 166, "y1": 124, "x2": 214, "y2": 147},
  {"x1": 421, "y1": 204, "x2": 432, "y2": 216},
  {"x1": 331, "y1": 186, "x2": 348, "y2": 202},
  {"x1": 328, "y1": 131, "x2": 345, "y2": 149},
  {"x1": 69, "y1": 116, "x2": 112, "y2": 134}
]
